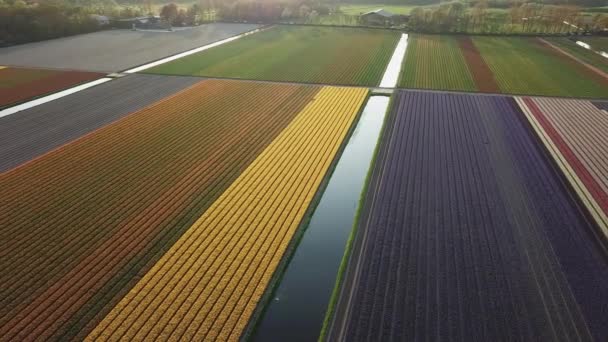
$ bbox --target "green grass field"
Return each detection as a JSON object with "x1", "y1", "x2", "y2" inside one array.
[
  {"x1": 145, "y1": 26, "x2": 400, "y2": 86},
  {"x1": 546, "y1": 37, "x2": 608, "y2": 74},
  {"x1": 474, "y1": 37, "x2": 608, "y2": 98},
  {"x1": 398, "y1": 34, "x2": 476, "y2": 91}
]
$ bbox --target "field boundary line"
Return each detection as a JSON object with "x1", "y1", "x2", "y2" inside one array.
[
  {"x1": 515, "y1": 97, "x2": 608, "y2": 243},
  {"x1": 0, "y1": 78, "x2": 112, "y2": 118},
  {"x1": 538, "y1": 38, "x2": 608, "y2": 81},
  {"x1": 123, "y1": 26, "x2": 273, "y2": 74},
  {"x1": 160, "y1": 74, "x2": 608, "y2": 101}
]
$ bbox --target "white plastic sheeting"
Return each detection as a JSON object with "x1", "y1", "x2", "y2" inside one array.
[
  {"x1": 576, "y1": 41, "x2": 591, "y2": 50},
  {"x1": 0, "y1": 78, "x2": 112, "y2": 118},
  {"x1": 124, "y1": 27, "x2": 268, "y2": 73},
  {"x1": 379, "y1": 33, "x2": 408, "y2": 88}
]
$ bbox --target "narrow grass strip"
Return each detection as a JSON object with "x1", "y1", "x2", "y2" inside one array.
[{"x1": 318, "y1": 94, "x2": 394, "y2": 341}]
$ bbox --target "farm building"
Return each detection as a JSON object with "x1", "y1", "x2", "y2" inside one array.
[
  {"x1": 112, "y1": 16, "x2": 170, "y2": 30},
  {"x1": 90, "y1": 14, "x2": 110, "y2": 26},
  {"x1": 360, "y1": 9, "x2": 407, "y2": 26}
]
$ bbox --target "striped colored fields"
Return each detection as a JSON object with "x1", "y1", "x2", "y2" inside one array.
[
  {"x1": 0, "y1": 66, "x2": 103, "y2": 108},
  {"x1": 398, "y1": 35, "x2": 608, "y2": 98},
  {"x1": 473, "y1": 37, "x2": 608, "y2": 98},
  {"x1": 0, "y1": 74, "x2": 199, "y2": 173},
  {"x1": 327, "y1": 91, "x2": 608, "y2": 341},
  {"x1": 594, "y1": 101, "x2": 608, "y2": 111},
  {"x1": 516, "y1": 97, "x2": 608, "y2": 241},
  {"x1": 458, "y1": 36, "x2": 501, "y2": 93},
  {"x1": 0, "y1": 80, "x2": 353, "y2": 340},
  {"x1": 87, "y1": 86, "x2": 367, "y2": 341},
  {"x1": 398, "y1": 34, "x2": 477, "y2": 91},
  {"x1": 144, "y1": 26, "x2": 399, "y2": 86}
]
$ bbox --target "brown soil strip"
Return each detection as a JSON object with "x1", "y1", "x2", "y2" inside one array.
[
  {"x1": 536, "y1": 38, "x2": 608, "y2": 86},
  {"x1": 0, "y1": 67, "x2": 56, "y2": 87},
  {"x1": 0, "y1": 69, "x2": 104, "y2": 108},
  {"x1": 457, "y1": 36, "x2": 501, "y2": 93}
]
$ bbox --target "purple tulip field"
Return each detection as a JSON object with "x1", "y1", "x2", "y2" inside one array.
[{"x1": 328, "y1": 91, "x2": 608, "y2": 341}]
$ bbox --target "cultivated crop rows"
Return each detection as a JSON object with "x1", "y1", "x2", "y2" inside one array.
[
  {"x1": 516, "y1": 97, "x2": 608, "y2": 242},
  {"x1": 87, "y1": 86, "x2": 368, "y2": 341},
  {"x1": 593, "y1": 101, "x2": 608, "y2": 111},
  {"x1": 457, "y1": 36, "x2": 500, "y2": 93},
  {"x1": 474, "y1": 37, "x2": 608, "y2": 98},
  {"x1": 328, "y1": 91, "x2": 608, "y2": 341},
  {"x1": 398, "y1": 34, "x2": 477, "y2": 91},
  {"x1": 3, "y1": 22, "x2": 608, "y2": 342},
  {"x1": 145, "y1": 26, "x2": 399, "y2": 86},
  {"x1": 0, "y1": 74, "x2": 199, "y2": 172},
  {"x1": 397, "y1": 35, "x2": 607, "y2": 98},
  {"x1": 0, "y1": 80, "x2": 326, "y2": 340},
  {"x1": 545, "y1": 38, "x2": 608, "y2": 74},
  {"x1": 0, "y1": 66, "x2": 103, "y2": 108}
]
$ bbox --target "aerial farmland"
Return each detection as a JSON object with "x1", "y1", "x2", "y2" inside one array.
[
  {"x1": 1, "y1": 9, "x2": 608, "y2": 342},
  {"x1": 0, "y1": 23, "x2": 261, "y2": 72},
  {"x1": 400, "y1": 34, "x2": 608, "y2": 97},
  {"x1": 144, "y1": 26, "x2": 400, "y2": 86},
  {"x1": 326, "y1": 91, "x2": 608, "y2": 341},
  {"x1": 0, "y1": 67, "x2": 104, "y2": 109}
]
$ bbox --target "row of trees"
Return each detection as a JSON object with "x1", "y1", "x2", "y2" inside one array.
[
  {"x1": 470, "y1": 0, "x2": 606, "y2": 8},
  {"x1": 157, "y1": 0, "x2": 222, "y2": 26},
  {"x1": 2, "y1": 0, "x2": 606, "y2": 46},
  {"x1": 149, "y1": 0, "x2": 324, "y2": 28},
  {"x1": 159, "y1": 3, "x2": 200, "y2": 26},
  {"x1": 0, "y1": 0, "x2": 101, "y2": 46},
  {"x1": 218, "y1": 0, "x2": 332, "y2": 22},
  {"x1": 156, "y1": 0, "x2": 323, "y2": 26},
  {"x1": 408, "y1": 1, "x2": 608, "y2": 34}
]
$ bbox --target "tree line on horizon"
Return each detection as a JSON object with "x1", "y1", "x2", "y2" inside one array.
[
  {"x1": 408, "y1": 0, "x2": 608, "y2": 33},
  {"x1": 0, "y1": 0, "x2": 606, "y2": 46}
]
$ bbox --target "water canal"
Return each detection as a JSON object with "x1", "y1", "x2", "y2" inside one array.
[{"x1": 251, "y1": 96, "x2": 391, "y2": 341}]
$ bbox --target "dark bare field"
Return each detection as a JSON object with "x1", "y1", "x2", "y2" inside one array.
[
  {"x1": 0, "y1": 23, "x2": 260, "y2": 72},
  {"x1": 0, "y1": 74, "x2": 200, "y2": 173}
]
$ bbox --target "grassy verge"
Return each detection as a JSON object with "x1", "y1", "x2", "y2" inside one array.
[{"x1": 317, "y1": 93, "x2": 395, "y2": 341}]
